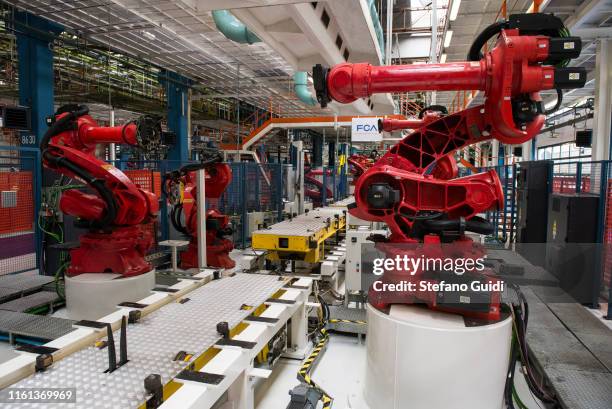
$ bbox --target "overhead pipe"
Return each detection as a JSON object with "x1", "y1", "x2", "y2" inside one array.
[
  {"x1": 293, "y1": 71, "x2": 317, "y2": 106},
  {"x1": 211, "y1": 10, "x2": 261, "y2": 44},
  {"x1": 212, "y1": 10, "x2": 317, "y2": 107}
]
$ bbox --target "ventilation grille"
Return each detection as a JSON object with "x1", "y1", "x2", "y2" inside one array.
[{"x1": 2, "y1": 107, "x2": 31, "y2": 130}]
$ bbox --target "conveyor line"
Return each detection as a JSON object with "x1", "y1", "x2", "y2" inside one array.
[
  {"x1": 252, "y1": 207, "x2": 346, "y2": 262},
  {"x1": 3, "y1": 273, "x2": 286, "y2": 409}
]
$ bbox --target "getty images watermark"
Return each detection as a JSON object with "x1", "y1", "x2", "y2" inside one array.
[{"x1": 370, "y1": 254, "x2": 506, "y2": 293}]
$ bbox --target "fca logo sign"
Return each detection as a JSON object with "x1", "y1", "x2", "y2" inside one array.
[{"x1": 356, "y1": 124, "x2": 378, "y2": 132}]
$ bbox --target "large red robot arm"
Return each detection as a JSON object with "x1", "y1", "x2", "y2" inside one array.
[
  {"x1": 314, "y1": 14, "x2": 585, "y2": 145},
  {"x1": 313, "y1": 14, "x2": 586, "y2": 241},
  {"x1": 41, "y1": 104, "x2": 163, "y2": 276},
  {"x1": 164, "y1": 149, "x2": 236, "y2": 269},
  {"x1": 42, "y1": 105, "x2": 161, "y2": 229}
]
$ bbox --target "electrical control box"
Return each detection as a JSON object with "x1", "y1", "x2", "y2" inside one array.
[
  {"x1": 346, "y1": 227, "x2": 388, "y2": 292},
  {"x1": 545, "y1": 193, "x2": 600, "y2": 305},
  {"x1": 516, "y1": 160, "x2": 552, "y2": 266}
]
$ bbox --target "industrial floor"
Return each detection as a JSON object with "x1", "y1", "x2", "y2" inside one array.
[{"x1": 254, "y1": 332, "x2": 543, "y2": 409}]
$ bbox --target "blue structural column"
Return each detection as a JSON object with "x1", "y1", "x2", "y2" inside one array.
[
  {"x1": 498, "y1": 144, "x2": 505, "y2": 166},
  {"x1": 15, "y1": 12, "x2": 63, "y2": 273},
  {"x1": 159, "y1": 70, "x2": 193, "y2": 163},
  {"x1": 16, "y1": 11, "x2": 63, "y2": 146}
]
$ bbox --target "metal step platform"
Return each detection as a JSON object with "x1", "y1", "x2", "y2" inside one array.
[
  {"x1": 327, "y1": 304, "x2": 366, "y2": 336},
  {"x1": 0, "y1": 274, "x2": 54, "y2": 302},
  {"x1": 0, "y1": 311, "x2": 75, "y2": 342},
  {"x1": 0, "y1": 291, "x2": 60, "y2": 313}
]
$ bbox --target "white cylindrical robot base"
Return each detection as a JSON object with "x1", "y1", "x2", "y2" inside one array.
[
  {"x1": 65, "y1": 270, "x2": 155, "y2": 320},
  {"x1": 364, "y1": 303, "x2": 512, "y2": 409}
]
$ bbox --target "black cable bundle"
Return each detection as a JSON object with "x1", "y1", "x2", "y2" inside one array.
[
  {"x1": 505, "y1": 284, "x2": 561, "y2": 409},
  {"x1": 41, "y1": 105, "x2": 118, "y2": 230},
  {"x1": 169, "y1": 204, "x2": 189, "y2": 236}
]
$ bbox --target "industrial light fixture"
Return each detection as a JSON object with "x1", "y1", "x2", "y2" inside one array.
[
  {"x1": 142, "y1": 31, "x2": 157, "y2": 41},
  {"x1": 440, "y1": 54, "x2": 447, "y2": 63},
  {"x1": 450, "y1": 0, "x2": 461, "y2": 21},
  {"x1": 444, "y1": 30, "x2": 453, "y2": 48}
]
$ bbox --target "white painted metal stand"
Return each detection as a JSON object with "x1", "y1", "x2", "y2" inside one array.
[{"x1": 159, "y1": 240, "x2": 190, "y2": 272}]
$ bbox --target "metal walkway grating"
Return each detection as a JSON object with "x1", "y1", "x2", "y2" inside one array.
[
  {"x1": 0, "y1": 291, "x2": 60, "y2": 313},
  {"x1": 0, "y1": 274, "x2": 54, "y2": 292},
  {"x1": 0, "y1": 310, "x2": 75, "y2": 341},
  {"x1": 492, "y1": 250, "x2": 612, "y2": 409}
]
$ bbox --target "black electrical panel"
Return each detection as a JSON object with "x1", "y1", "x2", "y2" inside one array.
[
  {"x1": 1, "y1": 106, "x2": 31, "y2": 130},
  {"x1": 575, "y1": 129, "x2": 592, "y2": 147},
  {"x1": 545, "y1": 193, "x2": 600, "y2": 306},
  {"x1": 516, "y1": 160, "x2": 552, "y2": 266}
]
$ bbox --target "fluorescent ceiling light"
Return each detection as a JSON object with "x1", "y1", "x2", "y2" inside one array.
[
  {"x1": 440, "y1": 54, "x2": 447, "y2": 63},
  {"x1": 450, "y1": 0, "x2": 461, "y2": 21},
  {"x1": 444, "y1": 30, "x2": 453, "y2": 48},
  {"x1": 142, "y1": 31, "x2": 157, "y2": 41}
]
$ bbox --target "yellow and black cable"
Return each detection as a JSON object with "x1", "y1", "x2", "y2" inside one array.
[{"x1": 297, "y1": 326, "x2": 333, "y2": 408}]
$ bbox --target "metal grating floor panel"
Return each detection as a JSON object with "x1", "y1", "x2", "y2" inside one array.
[
  {"x1": 10, "y1": 315, "x2": 76, "y2": 341},
  {"x1": 0, "y1": 287, "x2": 22, "y2": 302},
  {"x1": 545, "y1": 367, "x2": 612, "y2": 409},
  {"x1": 0, "y1": 310, "x2": 36, "y2": 333},
  {"x1": 328, "y1": 305, "x2": 367, "y2": 334},
  {"x1": 5, "y1": 273, "x2": 285, "y2": 409},
  {"x1": 0, "y1": 291, "x2": 59, "y2": 312},
  {"x1": 0, "y1": 274, "x2": 54, "y2": 292},
  {"x1": 0, "y1": 311, "x2": 75, "y2": 341}
]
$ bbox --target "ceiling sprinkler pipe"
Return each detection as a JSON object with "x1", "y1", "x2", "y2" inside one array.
[
  {"x1": 211, "y1": 10, "x2": 261, "y2": 44},
  {"x1": 293, "y1": 71, "x2": 317, "y2": 106}
]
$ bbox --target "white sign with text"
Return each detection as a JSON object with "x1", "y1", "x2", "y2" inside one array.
[{"x1": 351, "y1": 117, "x2": 382, "y2": 142}]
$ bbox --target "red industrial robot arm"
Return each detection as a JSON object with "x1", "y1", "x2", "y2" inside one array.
[
  {"x1": 314, "y1": 15, "x2": 585, "y2": 145},
  {"x1": 40, "y1": 104, "x2": 164, "y2": 276},
  {"x1": 314, "y1": 15, "x2": 587, "y2": 319},
  {"x1": 164, "y1": 148, "x2": 236, "y2": 269},
  {"x1": 313, "y1": 14, "x2": 586, "y2": 240},
  {"x1": 41, "y1": 105, "x2": 161, "y2": 229}
]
